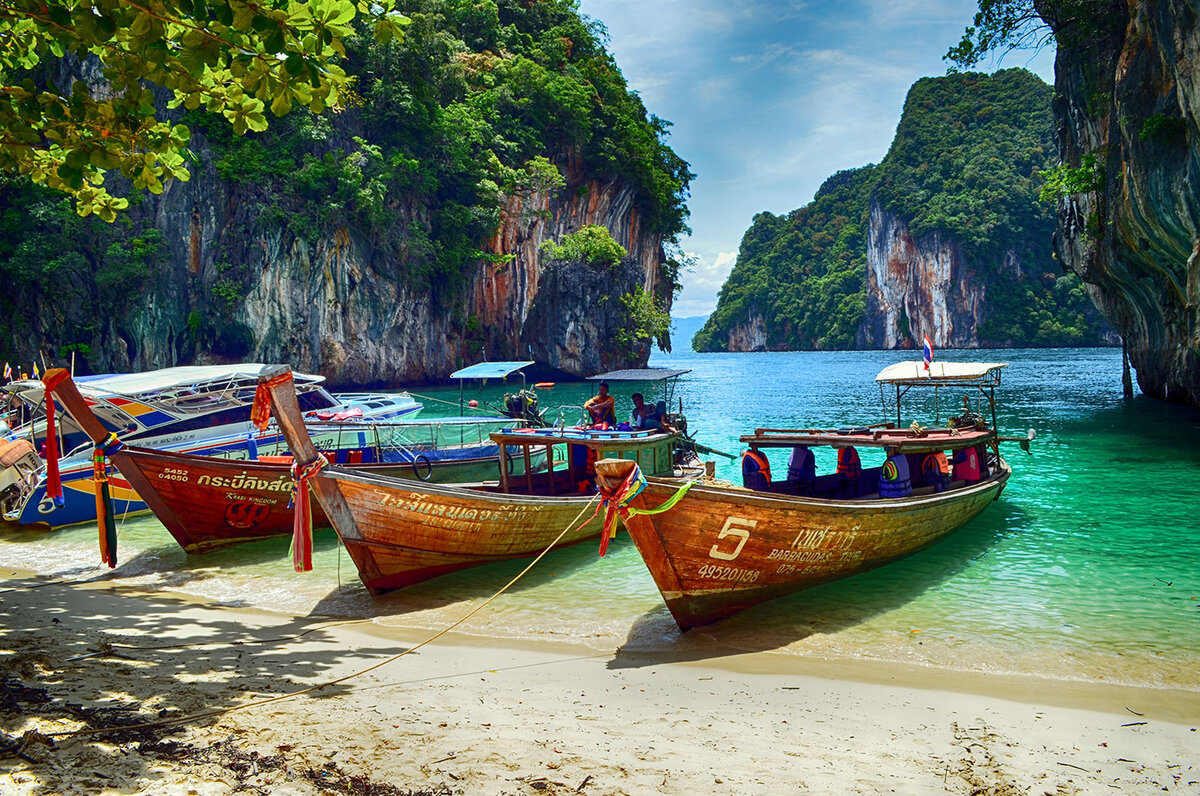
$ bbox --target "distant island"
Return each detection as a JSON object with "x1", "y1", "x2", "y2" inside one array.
[{"x1": 694, "y1": 69, "x2": 1114, "y2": 354}]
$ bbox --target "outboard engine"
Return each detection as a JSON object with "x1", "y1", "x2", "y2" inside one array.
[{"x1": 502, "y1": 389, "x2": 546, "y2": 426}]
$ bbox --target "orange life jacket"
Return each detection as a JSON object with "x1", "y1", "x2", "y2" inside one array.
[{"x1": 741, "y1": 449, "x2": 771, "y2": 489}]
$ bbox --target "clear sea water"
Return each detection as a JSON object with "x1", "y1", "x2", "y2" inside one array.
[{"x1": 3, "y1": 348, "x2": 1198, "y2": 690}]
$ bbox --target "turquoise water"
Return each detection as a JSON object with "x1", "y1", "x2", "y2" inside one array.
[{"x1": 2, "y1": 348, "x2": 1198, "y2": 689}]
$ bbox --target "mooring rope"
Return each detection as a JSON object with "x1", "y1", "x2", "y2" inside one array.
[{"x1": 44, "y1": 493, "x2": 603, "y2": 740}]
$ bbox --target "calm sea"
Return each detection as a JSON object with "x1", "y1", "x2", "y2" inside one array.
[{"x1": 2, "y1": 348, "x2": 1198, "y2": 690}]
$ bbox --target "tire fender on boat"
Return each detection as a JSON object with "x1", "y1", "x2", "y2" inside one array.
[{"x1": 411, "y1": 454, "x2": 433, "y2": 482}]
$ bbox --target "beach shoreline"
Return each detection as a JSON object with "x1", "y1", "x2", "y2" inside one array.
[{"x1": 2, "y1": 569, "x2": 1197, "y2": 794}]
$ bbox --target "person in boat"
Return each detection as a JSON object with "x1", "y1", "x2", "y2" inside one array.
[
  {"x1": 878, "y1": 445, "x2": 912, "y2": 498},
  {"x1": 921, "y1": 450, "x2": 950, "y2": 492},
  {"x1": 584, "y1": 382, "x2": 616, "y2": 428},
  {"x1": 629, "y1": 392, "x2": 663, "y2": 430}
]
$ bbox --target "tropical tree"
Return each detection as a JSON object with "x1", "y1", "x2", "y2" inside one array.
[{"x1": 0, "y1": 0, "x2": 408, "y2": 219}]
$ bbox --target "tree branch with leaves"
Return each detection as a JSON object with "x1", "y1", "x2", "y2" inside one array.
[{"x1": 0, "y1": 0, "x2": 408, "y2": 220}]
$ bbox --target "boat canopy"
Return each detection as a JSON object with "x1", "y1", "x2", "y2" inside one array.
[
  {"x1": 875, "y1": 361, "x2": 1007, "y2": 386},
  {"x1": 450, "y1": 361, "x2": 534, "y2": 380},
  {"x1": 588, "y1": 368, "x2": 692, "y2": 381},
  {"x1": 78, "y1": 365, "x2": 326, "y2": 397}
]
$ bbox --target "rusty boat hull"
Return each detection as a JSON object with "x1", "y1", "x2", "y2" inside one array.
[{"x1": 304, "y1": 469, "x2": 602, "y2": 594}]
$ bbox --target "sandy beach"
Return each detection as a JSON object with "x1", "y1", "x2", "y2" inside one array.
[{"x1": 1, "y1": 565, "x2": 1197, "y2": 796}]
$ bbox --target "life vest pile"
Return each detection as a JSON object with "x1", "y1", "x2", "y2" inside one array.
[
  {"x1": 922, "y1": 451, "x2": 950, "y2": 492},
  {"x1": 741, "y1": 449, "x2": 771, "y2": 490},
  {"x1": 787, "y1": 445, "x2": 815, "y2": 482},
  {"x1": 951, "y1": 446, "x2": 981, "y2": 483},
  {"x1": 879, "y1": 452, "x2": 911, "y2": 498},
  {"x1": 836, "y1": 446, "x2": 862, "y2": 478}
]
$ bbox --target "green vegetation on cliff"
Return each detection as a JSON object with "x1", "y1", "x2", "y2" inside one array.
[
  {"x1": 693, "y1": 166, "x2": 875, "y2": 351},
  {"x1": 194, "y1": 0, "x2": 691, "y2": 300},
  {"x1": 695, "y1": 68, "x2": 1109, "y2": 352},
  {"x1": 0, "y1": 0, "x2": 691, "y2": 367}
]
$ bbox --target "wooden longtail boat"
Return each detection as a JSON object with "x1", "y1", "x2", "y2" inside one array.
[
  {"x1": 262, "y1": 366, "x2": 693, "y2": 594},
  {"x1": 43, "y1": 370, "x2": 549, "y2": 554},
  {"x1": 595, "y1": 361, "x2": 1030, "y2": 631}
]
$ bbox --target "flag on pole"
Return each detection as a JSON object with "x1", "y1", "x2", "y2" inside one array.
[
  {"x1": 922, "y1": 335, "x2": 933, "y2": 373},
  {"x1": 32, "y1": 362, "x2": 39, "y2": 379},
  {"x1": 2, "y1": 362, "x2": 10, "y2": 382}
]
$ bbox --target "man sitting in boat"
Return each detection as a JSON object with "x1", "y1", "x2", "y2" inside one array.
[
  {"x1": 584, "y1": 382, "x2": 616, "y2": 428},
  {"x1": 879, "y1": 446, "x2": 912, "y2": 498},
  {"x1": 630, "y1": 393, "x2": 672, "y2": 431}
]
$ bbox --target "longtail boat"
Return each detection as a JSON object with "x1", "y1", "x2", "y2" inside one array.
[
  {"x1": 595, "y1": 361, "x2": 1033, "y2": 631},
  {"x1": 42, "y1": 371, "x2": 542, "y2": 554},
  {"x1": 4, "y1": 365, "x2": 420, "y2": 530},
  {"x1": 262, "y1": 366, "x2": 698, "y2": 593}
]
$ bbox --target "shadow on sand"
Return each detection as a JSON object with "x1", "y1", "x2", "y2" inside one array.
[{"x1": 0, "y1": 573, "x2": 406, "y2": 794}]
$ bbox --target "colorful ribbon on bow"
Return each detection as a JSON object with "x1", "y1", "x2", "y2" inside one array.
[
  {"x1": 251, "y1": 372, "x2": 291, "y2": 431},
  {"x1": 92, "y1": 432, "x2": 124, "y2": 568},
  {"x1": 595, "y1": 463, "x2": 696, "y2": 557},
  {"x1": 288, "y1": 455, "x2": 327, "y2": 572}
]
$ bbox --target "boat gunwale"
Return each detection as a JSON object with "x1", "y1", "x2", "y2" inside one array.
[
  {"x1": 315, "y1": 464, "x2": 600, "y2": 508},
  {"x1": 637, "y1": 459, "x2": 1011, "y2": 512}
]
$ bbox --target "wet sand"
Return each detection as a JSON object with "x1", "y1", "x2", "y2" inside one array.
[{"x1": 1, "y1": 568, "x2": 1197, "y2": 795}]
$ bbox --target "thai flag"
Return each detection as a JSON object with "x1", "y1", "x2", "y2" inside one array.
[{"x1": 922, "y1": 335, "x2": 933, "y2": 372}]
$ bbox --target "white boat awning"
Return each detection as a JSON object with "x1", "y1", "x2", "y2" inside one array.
[
  {"x1": 450, "y1": 361, "x2": 534, "y2": 380},
  {"x1": 588, "y1": 368, "x2": 692, "y2": 381},
  {"x1": 78, "y1": 365, "x2": 325, "y2": 397},
  {"x1": 875, "y1": 361, "x2": 1007, "y2": 384}
]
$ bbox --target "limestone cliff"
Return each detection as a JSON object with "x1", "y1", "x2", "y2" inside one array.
[
  {"x1": 119, "y1": 145, "x2": 669, "y2": 386},
  {"x1": 0, "y1": 1, "x2": 689, "y2": 387},
  {"x1": 1040, "y1": 0, "x2": 1200, "y2": 406},
  {"x1": 860, "y1": 199, "x2": 989, "y2": 349}
]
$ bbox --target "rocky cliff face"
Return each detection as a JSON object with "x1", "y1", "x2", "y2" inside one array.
[
  {"x1": 96, "y1": 144, "x2": 667, "y2": 387},
  {"x1": 1044, "y1": 0, "x2": 1200, "y2": 406},
  {"x1": 861, "y1": 199, "x2": 989, "y2": 349}
]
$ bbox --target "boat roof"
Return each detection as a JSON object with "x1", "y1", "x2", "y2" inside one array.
[
  {"x1": 875, "y1": 361, "x2": 1007, "y2": 385},
  {"x1": 450, "y1": 361, "x2": 534, "y2": 380},
  {"x1": 588, "y1": 368, "x2": 692, "y2": 382},
  {"x1": 77, "y1": 365, "x2": 326, "y2": 397},
  {"x1": 743, "y1": 426, "x2": 993, "y2": 452}
]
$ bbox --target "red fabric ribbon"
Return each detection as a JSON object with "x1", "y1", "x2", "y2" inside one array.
[
  {"x1": 289, "y1": 455, "x2": 327, "y2": 572},
  {"x1": 251, "y1": 372, "x2": 292, "y2": 431},
  {"x1": 41, "y1": 371, "x2": 69, "y2": 509}
]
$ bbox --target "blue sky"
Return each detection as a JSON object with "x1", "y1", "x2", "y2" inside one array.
[{"x1": 576, "y1": 0, "x2": 1056, "y2": 318}]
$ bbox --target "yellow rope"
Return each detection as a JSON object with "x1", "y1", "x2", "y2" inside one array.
[{"x1": 49, "y1": 493, "x2": 603, "y2": 740}]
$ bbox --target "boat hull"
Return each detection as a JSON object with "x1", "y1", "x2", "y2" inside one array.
[
  {"x1": 309, "y1": 470, "x2": 602, "y2": 594},
  {"x1": 619, "y1": 464, "x2": 1010, "y2": 630}
]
